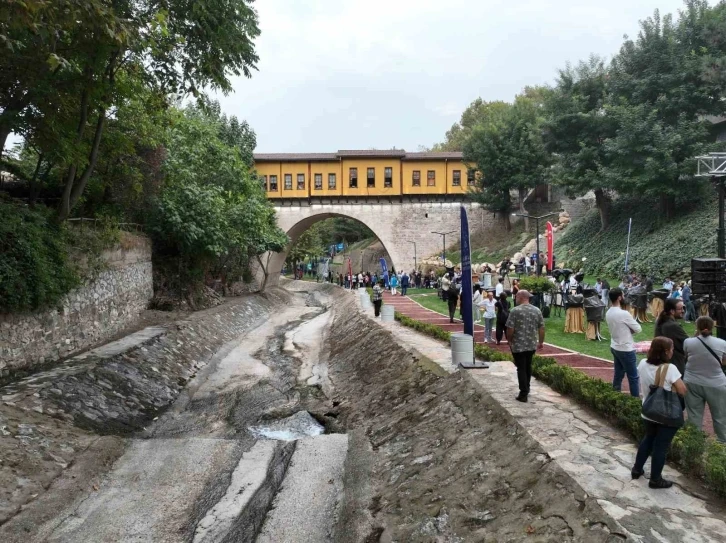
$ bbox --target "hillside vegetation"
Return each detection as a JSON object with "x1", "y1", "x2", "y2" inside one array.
[{"x1": 555, "y1": 198, "x2": 717, "y2": 280}]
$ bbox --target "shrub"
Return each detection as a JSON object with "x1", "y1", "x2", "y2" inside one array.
[
  {"x1": 0, "y1": 199, "x2": 80, "y2": 312},
  {"x1": 705, "y1": 440, "x2": 726, "y2": 496},
  {"x1": 670, "y1": 423, "x2": 707, "y2": 475},
  {"x1": 518, "y1": 276, "x2": 555, "y2": 294}
]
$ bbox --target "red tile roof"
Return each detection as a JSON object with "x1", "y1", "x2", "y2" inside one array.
[
  {"x1": 254, "y1": 153, "x2": 338, "y2": 161},
  {"x1": 402, "y1": 152, "x2": 464, "y2": 160}
]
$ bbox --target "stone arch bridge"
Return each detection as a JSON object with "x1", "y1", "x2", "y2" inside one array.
[{"x1": 260, "y1": 200, "x2": 495, "y2": 289}]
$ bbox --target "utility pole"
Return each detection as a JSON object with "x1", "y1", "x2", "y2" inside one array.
[
  {"x1": 431, "y1": 230, "x2": 456, "y2": 267},
  {"x1": 511, "y1": 212, "x2": 559, "y2": 276},
  {"x1": 407, "y1": 240, "x2": 417, "y2": 271}
]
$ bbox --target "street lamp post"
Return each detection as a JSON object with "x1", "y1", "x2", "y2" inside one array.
[
  {"x1": 407, "y1": 240, "x2": 417, "y2": 271},
  {"x1": 511, "y1": 212, "x2": 559, "y2": 276},
  {"x1": 431, "y1": 230, "x2": 456, "y2": 267}
]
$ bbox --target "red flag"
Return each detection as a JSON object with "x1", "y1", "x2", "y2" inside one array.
[{"x1": 546, "y1": 221, "x2": 554, "y2": 270}]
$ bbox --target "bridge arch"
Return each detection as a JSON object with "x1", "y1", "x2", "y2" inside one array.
[
  {"x1": 258, "y1": 201, "x2": 492, "y2": 290},
  {"x1": 262, "y1": 208, "x2": 403, "y2": 289}
]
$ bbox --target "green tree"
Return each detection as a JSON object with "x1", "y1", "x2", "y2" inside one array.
[
  {"x1": 1, "y1": 0, "x2": 262, "y2": 220},
  {"x1": 603, "y1": 4, "x2": 717, "y2": 218},
  {"x1": 543, "y1": 56, "x2": 617, "y2": 230},
  {"x1": 464, "y1": 95, "x2": 551, "y2": 230},
  {"x1": 433, "y1": 98, "x2": 510, "y2": 151}
]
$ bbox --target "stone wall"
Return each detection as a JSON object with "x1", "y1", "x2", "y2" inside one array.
[{"x1": 0, "y1": 234, "x2": 154, "y2": 376}]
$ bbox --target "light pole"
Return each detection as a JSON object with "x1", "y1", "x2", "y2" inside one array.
[
  {"x1": 407, "y1": 240, "x2": 417, "y2": 271},
  {"x1": 431, "y1": 230, "x2": 456, "y2": 266},
  {"x1": 511, "y1": 212, "x2": 559, "y2": 276}
]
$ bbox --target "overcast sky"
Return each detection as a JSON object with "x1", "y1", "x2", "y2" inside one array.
[{"x1": 213, "y1": 0, "x2": 693, "y2": 153}]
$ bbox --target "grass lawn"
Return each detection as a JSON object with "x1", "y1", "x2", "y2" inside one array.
[{"x1": 406, "y1": 291, "x2": 695, "y2": 359}]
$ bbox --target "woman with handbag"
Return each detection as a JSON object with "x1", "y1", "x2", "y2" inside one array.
[
  {"x1": 631, "y1": 336, "x2": 687, "y2": 489},
  {"x1": 684, "y1": 316, "x2": 726, "y2": 442}
]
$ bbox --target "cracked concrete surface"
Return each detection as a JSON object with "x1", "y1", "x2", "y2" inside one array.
[{"x1": 364, "y1": 293, "x2": 726, "y2": 542}]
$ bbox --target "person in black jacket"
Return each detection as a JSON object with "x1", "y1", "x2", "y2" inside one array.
[{"x1": 654, "y1": 298, "x2": 688, "y2": 375}]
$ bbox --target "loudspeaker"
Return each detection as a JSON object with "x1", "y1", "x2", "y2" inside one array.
[
  {"x1": 692, "y1": 270, "x2": 726, "y2": 283},
  {"x1": 691, "y1": 282, "x2": 726, "y2": 296},
  {"x1": 692, "y1": 258, "x2": 726, "y2": 272}
]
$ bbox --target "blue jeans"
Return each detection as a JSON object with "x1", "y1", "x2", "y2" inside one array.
[
  {"x1": 484, "y1": 318, "x2": 494, "y2": 341},
  {"x1": 633, "y1": 420, "x2": 678, "y2": 481},
  {"x1": 611, "y1": 348, "x2": 640, "y2": 398}
]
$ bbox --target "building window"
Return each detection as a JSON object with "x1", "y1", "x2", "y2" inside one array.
[
  {"x1": 452, "y1": 170, "x2": 461, "y2": 186},
  {"x1": 467, "y1": 169, "x2": 476, "y2": 185},
  {"x1": 270, "y1": 175, "x2": 278, "y2": 191},
  {"x1": 261, "y1": 175, "x2": 267, "y2": 191},
  {"x1": 297, "y1": 173, "x2": 305, "y2": 190},
  {"x1": 349, "y1": 168, "x2": 358, "y2": 188},
  {"x1": 314, "y1": 173, "x2": 322, "y2": 190},
  {"x1": 412, "y1": 170, "x2": 421, "y2": 187},
  {"x1": 427, "y1": 170, "x2": 436, "y2": 186},
  {"x1": 367, "y1": 167, "x2": 375, "y2": 188},
  {"x1": 384, "y1": 167, "x2": 393, "y2": 188},
  {"x1": 328, "y1": 173, "x2": 336, "y2": 189},
  {"x1": 284, "y1": 174, "x2": 292, "y2": 190}
]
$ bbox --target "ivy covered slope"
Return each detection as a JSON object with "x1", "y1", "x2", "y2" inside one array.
[{"x1": 556, "y1": 197, "x2": 717, "y2": 280}]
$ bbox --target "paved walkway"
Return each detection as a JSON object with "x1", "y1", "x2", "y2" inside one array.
[
  {"x1": 382, "y1": 291, "x2": 716, "y2": 435},
  {"x1": 357, "y1": 291, "x2": 726, "y2": 542}
]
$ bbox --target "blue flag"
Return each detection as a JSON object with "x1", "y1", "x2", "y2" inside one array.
[
  {"x1": 460, "y1": 206, "x2": 474, "y2": 337},
  {"x1": 379, "y1": 257, "x2": 389, "y2": 287}
]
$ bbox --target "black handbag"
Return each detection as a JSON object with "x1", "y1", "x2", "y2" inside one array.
[{"x1": 641, "y1": 363, "x2": 685, "y2": 428}]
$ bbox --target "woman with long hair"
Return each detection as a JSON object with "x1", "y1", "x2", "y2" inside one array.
[
  {"x1": 684, "y1": 316, "x2": 726, "y2": 442},
  {"x1": 631, "y1": 336, "x2": 687, "y2": 489},
  {"x1": 495, "y1": 292, "x2": 510, "y2": 345}
]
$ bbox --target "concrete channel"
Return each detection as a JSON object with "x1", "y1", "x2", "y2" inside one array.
[{"x1": 4, "y1": 281, "x2": 724, "y2": 541}]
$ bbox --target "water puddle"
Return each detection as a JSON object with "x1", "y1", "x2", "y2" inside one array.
[{"x1": 248, "y1": 411, "x2": 325, "y2": 441}]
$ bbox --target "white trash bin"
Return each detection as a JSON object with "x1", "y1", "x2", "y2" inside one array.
[
  {"x1": 450, "y1": 333, "x2": 474, "y2": 367},
  {"x1": 381, "y1": 304, "x2": 395, "y2": 322},
  {"x1": 482, "y1": 272, "x2": 492, "y2": 288}
]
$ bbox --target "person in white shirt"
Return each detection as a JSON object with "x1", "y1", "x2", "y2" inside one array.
[
  {"x1": 631, "y1": 336, "x2": 686, "y2": 489},
  {"x1": 605, "y1": 288, "x2": 642, "y2": 397},
  {"x1": 663, "y1": 278, "x2": 674, "y2": 293},
  {"x1": 472, "y1": 285, "x2": 483, "y2": 323},
  {"x1": 495, "y1": 278, "x2": 504, "y2": 297},
  {"x1": 480, "y1": 290, "x2": 497, "y2": 343},
  {"x1": 524, "y1": 255, "x2": 532, "y2": 275}
]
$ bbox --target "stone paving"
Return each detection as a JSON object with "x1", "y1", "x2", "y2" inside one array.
[
  {"x1": 356, "y1": 290, "x2": 726, "y2": 542},
  {"x1": 384, "y1": 291, "x2": 716, "y2": 435}
]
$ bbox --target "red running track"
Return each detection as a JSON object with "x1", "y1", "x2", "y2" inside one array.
[{"x1": 383, "y1": 291, "x2": 715, "y2": 436}]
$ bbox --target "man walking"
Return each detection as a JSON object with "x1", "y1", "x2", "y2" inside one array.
[
  {"x1": 401, "y1": 271, "x2": 410, "y2": 296},
  {"x1": 372, "y1": 280, "x2": 383, "y2": 317},
  {"x1": 682, "y1": 281, "x2": 696, "y2": 322},
  {"x1": 506, "y1": 290, "x2": 545, "y2": 402},
  {"x1": 605, "y1": 288, "x2": 641, "y2": 396}
]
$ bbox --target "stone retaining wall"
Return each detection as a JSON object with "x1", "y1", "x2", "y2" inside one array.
[{"x1": 0, "y1": 234, "x2": 154, "y2": 376}]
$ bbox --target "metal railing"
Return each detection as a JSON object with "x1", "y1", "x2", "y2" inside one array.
[{"x1": 67, "y1": 217, "x2": 144, "y2": 232}]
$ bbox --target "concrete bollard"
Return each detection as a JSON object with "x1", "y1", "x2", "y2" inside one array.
[
  {"x1": 381, "y1": 304, "x2": 394, "y2": 322},
  {"x1": 450, "y1": 333, "x2": 474, "y2": 366}
]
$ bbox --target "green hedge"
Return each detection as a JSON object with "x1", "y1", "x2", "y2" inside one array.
[
  {"x1": 0, "y1": 199, "x2": 80, "y2": 312},
  {"x1": 393, "y1": 311, "x2": 726, "y2": 498}
]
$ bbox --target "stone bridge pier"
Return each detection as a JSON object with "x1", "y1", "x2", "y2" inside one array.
[{"x1": 258, "y1": 201, "x2": 494, "y2": 289}]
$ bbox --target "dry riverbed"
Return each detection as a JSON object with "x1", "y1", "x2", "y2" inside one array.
[{"x1": 1, "y1": 282, "x2": 623, "y2": 542}]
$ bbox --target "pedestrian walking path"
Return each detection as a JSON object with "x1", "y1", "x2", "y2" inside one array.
[
  {"x1": 382, "y1": 291, "x2": 716, "y2": 435},
  {"x1": 357, "y1": 291, "x2": 726, "y2": 542}
]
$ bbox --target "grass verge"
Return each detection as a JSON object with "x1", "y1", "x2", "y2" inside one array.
[{"x1": 393, "y1": 311, "x2": 726, "y2": 499}]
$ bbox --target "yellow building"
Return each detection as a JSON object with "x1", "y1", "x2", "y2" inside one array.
[{"x1": 253, "y1": 150, "x2": 474, "y2": 199}]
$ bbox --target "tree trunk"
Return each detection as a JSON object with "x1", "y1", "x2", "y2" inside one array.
[
  {"x1": 28, "y1": 153, "x2": 43, "y2": 207},
  {"x1": 0, "y1": 127, "x2": 11, "y2": 161},
  {"x1": 499, "y1": 213, "x2": 512, "y2": 231},
  {"x1": 57, "y1": 86, "x2": 91, "y2": 221},
  {"x1": 659, "y1": 194, "x2": 676, "y2": 220},
  {"x1": 594, "y1": 188, "x2": 611, "y2": 231},
  {"x1": 68, "y1": 110, "x2": 106, "y2": 211},
  {"x1": 518, "y1": 187, "x2": 529, "y2": 230},
  {"x1": 256, "y1": 254, "x2": 269, "y2": 292}
]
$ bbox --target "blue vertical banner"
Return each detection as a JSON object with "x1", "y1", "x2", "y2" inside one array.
[
  {"x1": 379, "y1": 257, "x2": 389, "y2": 287},
  {"x1": 460, "y1": 206, "x2": 474, "y2": 337}
]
